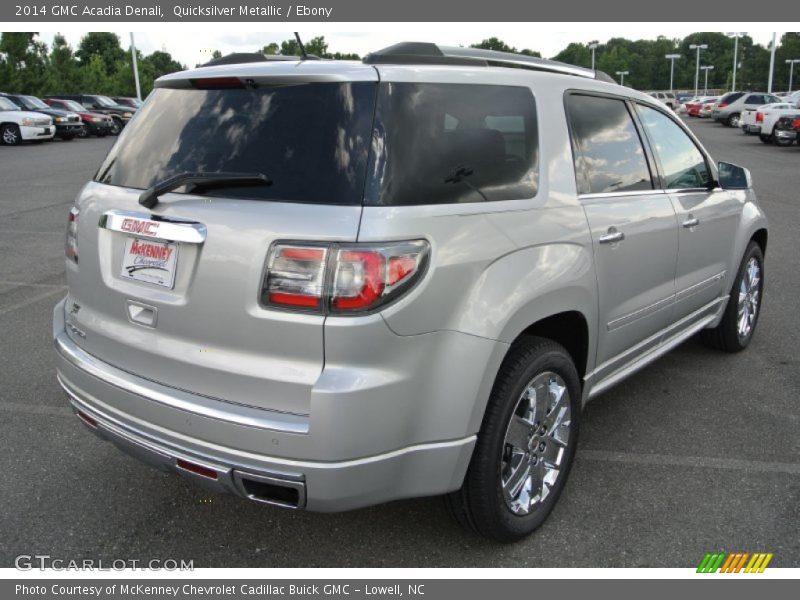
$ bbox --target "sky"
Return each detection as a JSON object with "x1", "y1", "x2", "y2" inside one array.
[{"x1": 30, "y1": 24, "x2": 788, "y2": 67}]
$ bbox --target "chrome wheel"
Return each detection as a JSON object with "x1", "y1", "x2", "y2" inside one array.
[
  {"x1": 501, "y1": 371, "x2": 572, "y2": 516},
  {"x1": 737, "y1": 257, "x2": 761, "y2": 339},
  {"x1": 729, "y1": 114, "x2": 741, "y2": 127},
  {"x1": 2, "y1": 125, "x2": 20, "y2": 145}
]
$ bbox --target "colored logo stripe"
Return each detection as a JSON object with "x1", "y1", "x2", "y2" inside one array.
[{"x1": 697, "y1": 552, "x2": 773, "y2": 573}]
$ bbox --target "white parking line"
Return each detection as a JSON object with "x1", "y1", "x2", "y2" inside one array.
[
  {"x1": 580, "y1": 449, "x2": 800, "y2": 475},
  {"x1": 0, "y1": 287, "x2": 66, "y2": 317}
]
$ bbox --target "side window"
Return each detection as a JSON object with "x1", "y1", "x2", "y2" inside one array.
[
  {"x1": 365, "y1": 83, "x2": 539, "y2": 206},
  {"x1": 636, "y1": 104, "x2": 711, "y2": 190},
  {"x1": 746, "y1": 95, "x2": 764, "y2": 105},
  {"x1": 566, "y1": 94, "x2": 653, "y2": 195}
]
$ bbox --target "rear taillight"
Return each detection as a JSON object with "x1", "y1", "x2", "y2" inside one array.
[
  {"x1": 718, "y1": 102, "x2": 729, "y2": 108},
  {"x1": 65, "y1": 206, "x2": 79, "y2": 263},
  {"x1": 792, "y1": 118, "x2": 800, "y2": 129},
  {"x1": 756, "y1": 112, "x2": 764, "y2": 123},
  {"x1": 262, "y1": 240, "x2": 429, "y2": 314}
]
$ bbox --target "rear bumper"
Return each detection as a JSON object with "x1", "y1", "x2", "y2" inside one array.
[
  {"x1": 743, "y1": 124, "x2": 761, "y2": 133},
  {"x1": 774, "y1": 129, "x2": 799, "y2": 141},
  {"x1": 53, "y1": 298, "x2": 484, "y2": 511}
]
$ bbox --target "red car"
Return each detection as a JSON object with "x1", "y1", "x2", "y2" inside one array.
[
  {"x1": 685, "y1": 96, "x2": 715, "y2": 117},
  {"x1": 43, "y1": 98, "x2": 114, "y2": 137}
]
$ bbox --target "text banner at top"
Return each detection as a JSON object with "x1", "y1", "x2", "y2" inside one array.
[{"x1": 4, "y1": 0, "x2": 800, "y2": 22}]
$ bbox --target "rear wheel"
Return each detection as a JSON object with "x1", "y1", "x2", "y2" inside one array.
[
  {"x1": 701, "y1": 242, "x2": 764, "y2": 352},
  {"x1": 727, "y1": 113, "x2": 741, "y2": 127},
  {"x1": 1, "y1": 123, "x2": 22, "y2": 146},
  {"x1": 445, "y1": 337, "x2": 580, "y2": 542}
]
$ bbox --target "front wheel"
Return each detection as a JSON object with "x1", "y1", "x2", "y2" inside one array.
[
  {"x1": 109, "y1": 119, "x2": 121, "y2": 135},
  {"x1": 1, "y1": 123, "x2": 22, "y2": 146},
  {"x1": 759, "y1": 133, "x2": 772, "y2": 144},
  {"x1": 701, "y1": 242, "x2": 764, "y2": 352},
  {"x1": 445, "y1": 337, "x2": 580, "y2": 542}
]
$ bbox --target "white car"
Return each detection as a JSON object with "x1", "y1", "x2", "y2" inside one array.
[
  {"x1": 0, "y1": 96, "x2": 55, "y2": 145},
  {"x1": 739, "y1": 101, "x2": 800, "y2": 141}
]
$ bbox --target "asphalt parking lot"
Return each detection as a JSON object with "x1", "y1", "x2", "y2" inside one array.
[{"x1": 1, "y1": 119, "x2": 798, "y2": 568}]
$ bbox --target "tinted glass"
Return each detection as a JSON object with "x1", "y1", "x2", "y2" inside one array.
[
  {"x1": 95, "y1": 83, "x2": 376, "y2": 205},
  {"x1": 566, "y1": 94, "x2": 653, "y2": 195},
  {"x1": 637, "y1": 105, "x2": 711, "y2": 189},
  {"x1": 364, "y1": 83, "x2": 538, "y2": 206},
  {"x1": 745, "y1": 95, "x2": 765, "y2": 105},
  {"x1": 0, "y1": 97, "x2": 19, "y2": 111},
  {"x1": 58, "y1": 100, "x2": 86, "y2": 112},
  {"x1": 22, "y1": 95, "x2": 49, "y2": 109},
  {"x1": 720, "y1": 92, "x2": 744, "y2": 104}
]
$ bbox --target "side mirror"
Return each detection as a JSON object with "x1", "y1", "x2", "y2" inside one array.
[{"x1": 718, "y1": 161, "x2": 752, "y2": 190}]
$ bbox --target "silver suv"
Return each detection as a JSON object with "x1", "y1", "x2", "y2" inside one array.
[{"x1": 53, "y1": 43, "x2": 768, "y2": 542}]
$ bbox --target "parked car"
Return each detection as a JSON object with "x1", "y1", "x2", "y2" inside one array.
[
  {"x1": 0, "y1": 92, "x2": 83, "y2": 141},
  {"x1": 44, "y1": 98, "x2": 114, "y2": 137},
  {"x1": 771, "y1": 115, "x2": 800, "y2": 146},
  {"x1": 683, "y1": 97, "x2": 704, "y2": 116},
  {"x1": 53, "y1": 43, "x2": 768, "y2": 542},
  {"x1": 712, "y1": 91, "x2": 782, "y2": 127},
  {"x1": 649, "y1": 91, "x2": 678, "y2": 109},
  {"x1": 44, "y1": 94, "x2": 136, "y2": 135},
  {"x1": 739, "y1": 101, "x2": 800, "y2": 139},
  {"x1": 112, "y1": 96, "x2": 143, "y2": 109},
  {"x1": 698, "y1": 98, "x2": 719, "y2": 118},
  {"x1": 0, "y1": 95, "x2": 54, "y2": 145}
]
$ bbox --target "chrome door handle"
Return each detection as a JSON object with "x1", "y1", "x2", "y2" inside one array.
[
  {"x1": 682, "y1": 217, "x2": 700, "y2": 228},
  {"x1": 598, "y1": 228, "x2": 625, "y2": 244}
]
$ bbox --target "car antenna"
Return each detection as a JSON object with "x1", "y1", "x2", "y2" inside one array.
[{"x1": 294, "y1": 32, "x2": 308, "y2": 60}]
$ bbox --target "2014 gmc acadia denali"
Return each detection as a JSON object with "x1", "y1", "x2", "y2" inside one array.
[{"x1": 53, "y1": 43, "x2": 768, "y2": 541}]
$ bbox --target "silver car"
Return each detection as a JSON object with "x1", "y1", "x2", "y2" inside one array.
[{"x1": 53, "y1": 43, "x2": 768, "y2": 542}]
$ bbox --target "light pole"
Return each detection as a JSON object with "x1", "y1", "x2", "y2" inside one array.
[
  {"x1": 130, "y1": 32, "x2": 141, "y2": 101},
  {"x1": 665, "y1": 53, "x2": 681, "y2": 92},
  {"x1": 768, "y1": 33, "x2": 777, "y2": 94},
  {"x1": 786, "y1": 59, "x2": 800, "y2": 92},
  {"x1": 701, "y1": 65, "x2": 714, "y2": 95},
  {"x1": 616, "y1": 70, "x2": 629, "y2": 86},
  {"x1": 588, "y1": 41, "x2": 599, "y2": 71},
  {"x1": 689, "y1": 43, "x2": 708, "y2": 97},
  {"x1": 727, "y1": 33, "x2": 744, "y2": 92}
]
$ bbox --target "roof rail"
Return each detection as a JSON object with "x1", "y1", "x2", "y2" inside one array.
[
  {"x1": 200, "y1": 52, "x2": 307, "y2": 67},
  {"x1": 363, "y1": 42, "x2": 617, "y2": 83}
]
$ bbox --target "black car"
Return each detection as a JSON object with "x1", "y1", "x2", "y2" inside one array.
[
  {"x1": 44, "y1": 94, "x2": 136, "y2": 135},
  {"x1": 0, "y1": 92, "x2": 84, "y2": 140}
]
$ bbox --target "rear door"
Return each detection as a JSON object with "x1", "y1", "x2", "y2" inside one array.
[
  {"x1": 634, "y1": 103, "x2": 739, "y2": 322},
  {"x1": 567, "y1": 93, "x2": 678, "y2": 374},
  {"x1": 65, "y1": 67, "x2": 378, "y2": 416}
]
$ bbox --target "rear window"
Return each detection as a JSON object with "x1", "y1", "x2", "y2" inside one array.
[
  {"x1": 95, "y1": 82, "x2": 376, "y2": 206},
  {"x1": 364, "y1": 83, "x2": 538, "y2": 206},
  {"x1": 720, "y1": 92, "x2": 745, "y2": 104}
]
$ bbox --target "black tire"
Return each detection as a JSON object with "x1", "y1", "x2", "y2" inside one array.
[
  {"x1": 701, "y1": 242, "x2": 764, "y2": 352},
  {"x1": 445, "y1": 337, "x2": 581, "y2": 542},
  {"x1": 726, "y1": 113, "x2": 741, "y2": 127},
  {"x1": 759, "y1": 133, "x2": 772, "y2": 144},
  {"x1": 774, "y1": 136, "x2": 794, "y2": 147},
  {"x1": 109, "y1": 119, "x2": 122, "y2": 136},
  {"x1": 1, "y1": 123, "x2": 22, "y2": 146}
]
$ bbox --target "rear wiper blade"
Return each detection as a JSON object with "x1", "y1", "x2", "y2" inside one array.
[{"x1": 139, "y1": 171, "x2": 272, "y2": 208}]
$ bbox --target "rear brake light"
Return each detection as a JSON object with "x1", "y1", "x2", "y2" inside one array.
[
  {"x1": 718, "y1": 102, "x2": 729, "y2": 108},
  {"x1": 262, "y1": 240, "x2": 429, "y2": 313},
  {"x1": 190, "y1": 77, "x2": 245, "y2": 89},
  {"x1": 792, "y1": 118, "x2": 800, "y2": 129},
  {"x1": 756, "y1": 112, "x2": 764, "y2": 123},
  {"x1": 264, "y1": 245, "x2": 328, "y2": 309},
  {"x1": 65, "y1": 206, "x2": 79, "y2": 263}
]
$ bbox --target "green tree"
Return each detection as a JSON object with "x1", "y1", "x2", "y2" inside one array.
[
  {"x1": 261, "y1": 43, "x2": 279, "y2": 56},
  {"x1": 0, "y1": 32, "x2": 49, "y2": 94},
  {"x1": 47, "y1": 34, "x2": 80, "y2": 94},
  {"x1": 471, "y1": 37, "x2": 541, "y2": 57},
  {"x1": 76, "y1": 32, "x2": 125, "y2": 75}
]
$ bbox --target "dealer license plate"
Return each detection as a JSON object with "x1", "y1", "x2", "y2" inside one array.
[{"x1": 120, "y1": 237, "x2": 178, "y2": 289}]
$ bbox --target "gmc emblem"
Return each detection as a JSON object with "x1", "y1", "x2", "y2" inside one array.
[{"x1": 120, "y1": 218, "x2": 159, "y2": 236}]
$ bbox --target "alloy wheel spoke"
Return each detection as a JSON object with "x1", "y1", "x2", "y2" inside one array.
[{"x1": 506, "y1": 415, "x2": 532, "y2": 450}]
